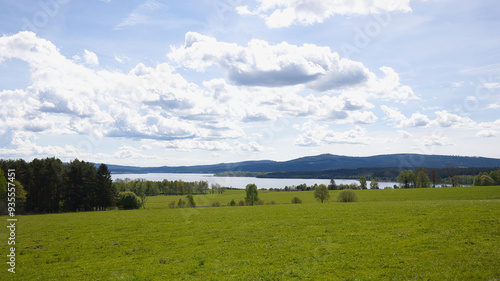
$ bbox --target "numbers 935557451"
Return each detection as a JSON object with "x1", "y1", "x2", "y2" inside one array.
[{"x1": 7, "y1": 169, "x2": 15, "y2": 217}]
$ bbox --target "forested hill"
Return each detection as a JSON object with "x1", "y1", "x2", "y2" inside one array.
[{"x1": 107, "y1": 153, "x2": 500, "y2": 174}]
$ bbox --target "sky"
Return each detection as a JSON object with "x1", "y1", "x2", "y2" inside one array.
[{"x1": 0, "y1": 0, "x2": 499, "y2": 167}]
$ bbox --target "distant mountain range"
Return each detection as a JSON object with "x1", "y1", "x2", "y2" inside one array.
[{"x1": 106, "y1": 153, "x2": 500, "y2": 174}]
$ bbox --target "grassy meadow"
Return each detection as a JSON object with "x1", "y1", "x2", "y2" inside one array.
[{"x1": 2, "y1": 186, "x2": 499, "y2": 280}]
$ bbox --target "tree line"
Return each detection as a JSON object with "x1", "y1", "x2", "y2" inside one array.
[
  {"x1": 112, "y1": 178, "x2": 236, "y2": 196},
  {"x1": 473, "y1": 169, "x2": 500, "y2": 186},
  {"x1": 0, "y1": 158, "x2": 114, "y2": 214},
  {"x1": 253, "y1": 166, "x2": 498, "y2": 185}
]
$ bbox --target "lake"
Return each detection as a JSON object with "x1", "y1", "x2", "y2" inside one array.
[{"x1": 111, "y1": 173, "x2": 399, "y2": 189}]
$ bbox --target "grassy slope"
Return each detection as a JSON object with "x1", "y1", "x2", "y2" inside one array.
[{"x1": 2, "y1": 186, "x2": 499, "y2": 280}]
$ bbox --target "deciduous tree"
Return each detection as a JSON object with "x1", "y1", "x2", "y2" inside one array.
[
  {"x1": 314, "y1": 184, "x2": 330, "y2": 203},
  {"x1": 360, "y1": 177, "x2": 367, "y2": 190},
  {"x1": 415, "y1": 168, "x2": 431, "y2": 188},
  {"x1": 245, "y1": 183, "x2": 259, "y2": 206},
  {"x1": 397, "y1": 170, "x2": 415, "y2": 188}
]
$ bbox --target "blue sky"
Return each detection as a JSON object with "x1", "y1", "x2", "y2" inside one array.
[{"x1": 0, "y1": 0, "x2": 499, "y2": 166}]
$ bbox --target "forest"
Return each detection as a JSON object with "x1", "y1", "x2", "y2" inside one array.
[{"x1": 0, "y1": 158, "x2": 114, "y2": 214}]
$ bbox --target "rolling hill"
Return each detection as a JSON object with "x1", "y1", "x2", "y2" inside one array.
[{"x1": 106, "y1": 153, "x2": 500, "y2": 174}]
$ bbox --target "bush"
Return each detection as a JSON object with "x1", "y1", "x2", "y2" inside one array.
[
  {"x1": 291, "y1": 197, "x2": 302, "y2": 204},
  {"x1": 168, "y1": 201, "x2": 176, "y2": 208},
  {"x1": 177, "y1": 198, "x2": 186, "y2": 208},
  {"x1": 116, "y1": 192, "x2": 142, "y2": 209},
  {"x1": 186, "y1": 194, "x2": 196, "y2": 208},
  {"x1": 211, "y1": 201, "x2": 221, "y2": 207},
  {"x1": 229, "y1": 199, "x2": 236, "y2": 206},
  {"x1": 337, "y1": 189, "x2": 358, "y2": 203},
  {"x1": 256, "y1": 199, "x2": 264, "y2": 205},
  {"x1": 238, "y1": 200, "x2": 245, "y2": 206}
]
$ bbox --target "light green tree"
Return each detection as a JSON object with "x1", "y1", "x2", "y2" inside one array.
[
  {"x1": 314, "y1": 184, "x2": 330, "y2": 203},
  {"x1": 415, "y1": 169, "x2": 431, "y2": 188},
  {"x1": 245, "y1": 184, "x2": 259, "y2": 206},
  {"x1": 397, "y1": 170, "x2": 415, "y2": 188},
  {"x1": 360, "y1": 177, "x2": 367, "y2": 190},
  {"x1": 370, "y1": 179, "x2": 379, "y2": 189}
]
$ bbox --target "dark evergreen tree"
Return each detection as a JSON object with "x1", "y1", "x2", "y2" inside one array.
[{"x1": 97, "y1": 164, "x2": 114, "y2": 210}]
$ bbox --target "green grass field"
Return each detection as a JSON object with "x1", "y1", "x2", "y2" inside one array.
[{"x1": 2, "y1": 186, "x2": 499, "y2": 280}]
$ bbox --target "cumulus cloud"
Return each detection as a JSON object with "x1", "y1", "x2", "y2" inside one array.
[
  {"x1": 366, "y1": 67, "x2": 418, "y2": 101},
  {"x1": 0, "y1": 31, "x2": 428, "y2": 162},
  {"x1": 83, "y1": 50, "x2": 99, "y2": 66},
  {"x1": 433, "y1": 110, "x2": 475, "y2": 128},
  {"x1": 237, "y1": 0, "x2": 412, "y2": 28},
  {"x1": 169, "y1": 32, "x2": 417, "y2": 105},
  {"x1": 294, "y1": 123, "x2": 370, "y2": 146},
  {"x1": 486, "y1": 103, "x2": 500, "y2": 109},
  {"x1": 170, "y1": 32, "x2": 371, "y2": 90},
  {"x1": 381, "y1": 106, "x2": 429, "y2": 128},
  {"x1": 0, "y1": 31, "x2": 250, "y2": 158},
  {"x1": 476, "y1": 129, "x2": 497, "y2": 138}
]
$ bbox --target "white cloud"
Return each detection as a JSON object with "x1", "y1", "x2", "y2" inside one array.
[
  {"x1": 0, "y1": 31, "x2": 254, "y2": 159},
  {"x1": 294, "y1": 123, "x2": 370, "y2": 146},
  {"x1": 114, "y1": 54, "x2": 129, "y2": 64},
  {"x1": 381, "y1": 105, "x2": 406, "y2": 122},
  {"x1": 114, "y1": 0, "x2": 163, "y2": 30},
  {"x1": 83, "y1": 50, "x2": 99, "y2": 66},
  {"x1": 404, "y1": 112, "x2": 430, "y2": 127},
  {"x1": 238, "y1": 0, "x2": 412, "y2": 28},
  {"x1": 114, "y1": 144, "x2": 158, "y2": 160},
  {"x1": 169, "y1": 32, "x2": 416, "y2": 106},
  {"x1": 170, "y1": 32, "x2": 367, "y2": 89},
  {"x1": 397, "y1": 130, "x2": 411, "y2": 139},
  {"x1": 476, "y1": 129, "x2": 497, "y2": 138},
  {"x1": 487, "y1": 103, "x2": 500, "y2": 109},
  {"x1": 422, "y1": 135, "x2": 454, "y2": 147},
  {"x1": 381, "y1": 106, "x2": 430, "y2": 128},
  {"x1": 367, "y1": 67, "x2": 418, "y2": 101},
  {"x1": 235, "y1": 5, "x2": 258, "y2": 15},
  {"x1": 115, "y1": 13, "x2": 148, "y2": 29},
  {"x1": 433, "y1": 110, "x2": 475, "y2": 128}
]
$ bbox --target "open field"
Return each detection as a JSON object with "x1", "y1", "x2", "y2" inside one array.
[
  {"x1": 146, "y1": 186, "x2": 500, "y2": 207},
  {"x1": 2, "y1": 186, "x2": 499, "y2": 280}
]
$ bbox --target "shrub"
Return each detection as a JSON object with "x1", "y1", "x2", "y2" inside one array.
[
  {"x1": 177, "y1": 198, "x2": 186, "y2": 208},
  {"x1": 257, "y1": 199, "x2": 264, "y2": 205},
  {"x1": 238, "y1": 200, "x2": 245, "y2": 206},
  {"x1": 186, "y1": 194, "x2": 196, "y2": 208},
  {"x1": 116, "y1": 192, "x2": 142, "y2": 209},
  {"x1": 337, "y1": 189, "x2": 358, "y2": 203},
  {"x1": 211, "y1": 201, "x2": 221, "y2": 207},
  {"x1": 168, "y1": 201, "x2": 176, "y2": 208},
  {"x1": 229, "y1": 199, "x2": 236, "y2": 206},
  {"x1": 291, "y1": 197, "x2": 302, "y2": 204}
]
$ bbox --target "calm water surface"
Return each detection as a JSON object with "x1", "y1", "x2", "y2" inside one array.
[{"x1": 111, "y1": 173, "x2": 398, "y2": 189}]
